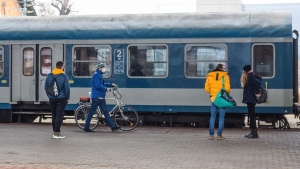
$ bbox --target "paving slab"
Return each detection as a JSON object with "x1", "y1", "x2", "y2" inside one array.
[{"x1": 0, "y1": 123, "x2": 299, "y2": 169}]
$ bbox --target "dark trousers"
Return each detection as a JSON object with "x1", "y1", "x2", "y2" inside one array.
[
  {"x1": 49, "y1": 98, "x2": 68, "y2": 132},
  {"x1": 246, "y1": 102, "x2": 256, "y2": 129},
  {"x1": 85, "y1": 98, "x2": 117, "y2": 130}
]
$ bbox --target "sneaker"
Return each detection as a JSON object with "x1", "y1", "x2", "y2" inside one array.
[
  {"x1": 53, "y1": 132, "x2": 65, "y2": 139},
  {"x1": 217, "y1": 135, "x2": 225, "y2": 140},
  {"x1": 53, "y1": 132, "x2": 59, "y2": 138},
  {"x1": 83, "y1": 128, "x2": 94, "y2": 132},
  {"x1": 111, "y1": 126, "x2": 121, "y2": 133},
  {"x1": 209, "y1": 135, "x2": 214, "y2": 140}
]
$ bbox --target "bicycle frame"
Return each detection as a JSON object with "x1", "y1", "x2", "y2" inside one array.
[
  {"x1": 90, "y1": 87, "x2": 127, "y2": 119},
  {"x1": 75, "y1": 86, "x2": 138, "y2": 131}
]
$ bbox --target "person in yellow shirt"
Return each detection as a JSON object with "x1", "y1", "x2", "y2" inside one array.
[{"x1": 205, "y1": 63, "x2": 230, "y2": 140}]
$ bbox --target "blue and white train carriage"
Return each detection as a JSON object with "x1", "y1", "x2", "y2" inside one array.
[{"x1": 0, "y1": 12, "x2": 298, "y2": 125}]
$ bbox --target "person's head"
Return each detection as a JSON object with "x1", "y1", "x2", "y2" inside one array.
[
  {"x1": 208, "y1": 63, "x2": 214, "y2": 70},
  {"x1": 215, "y1": 63, "x2": 225, "y2": 71},
  {"x1": 96, "y1": 62, "x2": 106, "y2": 73},
  {"x1": 243, "y1": 65, "x2": 251, "y2": 73},
  {"x1": 56, "y1": 61, "x2": 64, "y2": 70},
  {"x1": 136, "y1": 64, "x2": 144, "y2": 71}
]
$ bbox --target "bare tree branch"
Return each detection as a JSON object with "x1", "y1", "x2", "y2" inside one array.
[
  {"x1": 49, "y1": 0, "x2": 74, "y2": 15},
  {"x1": 51, "y1": 3, "x2": 60, "y2": 12}
]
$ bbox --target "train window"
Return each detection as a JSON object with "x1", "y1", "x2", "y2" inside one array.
[
  {"x1": 73, "y1": 46, "x2": 111, "y2": 78},
  {"x1": 0, "y1": 47, "x2": 3, "y2": 77},
  {"x1": 253, "y1": 44, "x2": 274, "y2": 77},
  {"x1": 23, "y1": 48, "x2": 34, "y2": 76},
  {"x1": 128, "y1": 45, "x2": 168, "y2": 77},
  {"x1": 40, "y1": 48, "x2": 52, "y2": 76},
  {"x1": 185, "y1": 45, "x2": 227, "y2": 77}
]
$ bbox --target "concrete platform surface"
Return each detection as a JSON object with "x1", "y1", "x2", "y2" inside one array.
[{"x1": 0, "y1": 123, "x2": 299, "y2": 169}]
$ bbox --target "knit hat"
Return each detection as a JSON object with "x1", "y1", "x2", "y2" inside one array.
[
  {"x1": 243, "y1": 65, "x2": 251, "y2": 72},
  {"x1": 96, "y1": 63, "x2": 105, "y2": 69}
]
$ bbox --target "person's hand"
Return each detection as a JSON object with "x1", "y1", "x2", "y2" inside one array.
[
  {"x1": 255, "y1": 94, "x2": 261, "y2": 97},
  {"x1": 107, "y1": 88, "x2": 111, "y2": 92}
]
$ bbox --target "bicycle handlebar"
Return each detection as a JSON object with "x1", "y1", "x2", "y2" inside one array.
[
  {"x1": 111, "y1": 85, "x2": 122, "y2": 99},
  {"x1": 111, "y1": 85, "x2": 118, "y2": 91}
]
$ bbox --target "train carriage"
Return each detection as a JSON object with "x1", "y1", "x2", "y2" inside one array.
[{"x1": 0, "y1": 12, "x2": 298, "y2": 125}]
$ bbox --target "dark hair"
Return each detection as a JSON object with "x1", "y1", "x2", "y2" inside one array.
[
  {"x1": 56, "y1": 61, "x2": 64, "y2": 69},
  {"x1": 243, "y1": 65, "x2": 251, "y2": 72},
  {"x1": 215, "y1": 63, "x2": 224, "y2": 70}
]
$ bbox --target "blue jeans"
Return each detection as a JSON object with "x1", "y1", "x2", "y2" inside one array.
[
  {"x1": 209, "y1": 102, "x2": 225, "y2": 136},
  {"x1": 84, "y1": 98, "x2": 117, "y2": 130}
]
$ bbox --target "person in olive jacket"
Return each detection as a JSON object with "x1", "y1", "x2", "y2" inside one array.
[
  {"x1": 241, "y1": 65, "x2": 261, "y2": 139},
  {"x1": 205, "y1": 63, "x2": 230, "y2": 140}
]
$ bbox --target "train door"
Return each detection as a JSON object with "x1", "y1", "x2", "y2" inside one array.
[{"x1": 11, "y1": 44, "x2": 64, "y2": 103}]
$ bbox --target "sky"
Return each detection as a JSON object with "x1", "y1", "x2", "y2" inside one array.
[
  {"x1": 36, "y1": 0, "x2": 300, "y2": 15},
  {"x1": 75, "y1": 0, "x2": 300, "y2": 15}
]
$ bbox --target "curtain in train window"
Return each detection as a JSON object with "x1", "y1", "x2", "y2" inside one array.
[
  {"x1": 72, "y1": 46, "x2": 111, "y2": 78},
  {"x1": 23, "y1": 48, "x2": 34, "y2": 76},
  {"x1": 0, "y1": 48, "x2": 3, "y2": 77},
  {"x1": 128, "y1": 45, "x2": 168, "y2": 77},
  {"x1": 253, "y1": 44, "x2": 274, "y2": 77},
  {"x1": 185, "y1": 45, "x2": 227, "y2": 77},
  {"x1": 40, "y1": 48, "x2": 52, "y2": 76}
]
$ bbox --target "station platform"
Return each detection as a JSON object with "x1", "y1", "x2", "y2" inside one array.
[{"x1": 0, "y1": 123, "x2": 299, "y2": 169}]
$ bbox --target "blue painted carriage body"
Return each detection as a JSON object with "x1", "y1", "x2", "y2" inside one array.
[{"x1": 0, "y1": 12, "x2": 296, "y2": 114}]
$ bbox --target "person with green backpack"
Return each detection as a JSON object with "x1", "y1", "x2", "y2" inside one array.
[{"x1": 205, "y1": 63, "x2": 231, "y2": 140}]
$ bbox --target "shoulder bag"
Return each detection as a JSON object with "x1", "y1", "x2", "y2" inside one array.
[{"x1": 213, "y1": 76, "x2": 236, "y2": 108}]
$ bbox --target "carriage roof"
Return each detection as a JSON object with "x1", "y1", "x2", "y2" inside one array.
[{"x1": 0, "y1": 12, "x2": 292, "y2": 40}]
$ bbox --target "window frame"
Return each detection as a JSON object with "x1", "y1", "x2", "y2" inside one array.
[
  {"x1": 127, "y1": 44, "x2": 169, "y2": 78},
  {"x1": 40, "y1": 47, "x2": 52, "y2": 76},
  {"x1": 72, "y1": 45, "x2": 112, "y2": 78},
  {"x1": 252, "y1": 43, "x2": 275, "y2": 79},
  {"x1": 184, "y1": 44, "x2": 228, "y2": 78},
  {"x1": 23, "y1": 47, "x2": 35, "y2": 76},
  {"x1": 0, "y1": 46, "x2": 4, "y2": 77}
]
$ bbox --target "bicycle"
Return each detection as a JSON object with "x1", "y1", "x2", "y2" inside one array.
[{"x1": 74, "y1": 86, "x2": 139, "y2": 131}]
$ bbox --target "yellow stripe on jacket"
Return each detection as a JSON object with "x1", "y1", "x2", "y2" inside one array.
[{"x1": 205, "y1": 71, "x2": 231, "y2": 102}]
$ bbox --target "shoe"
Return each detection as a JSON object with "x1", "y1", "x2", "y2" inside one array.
[
  {"x1": 53, "y1": 132, "x2": 65, "y2": 139},
  {"x1": 245, "y1": 129, "x2": 253, "y2": 137},
  {"x1": 112, "y1": 126, "x2": 121, "y2": 133},
  {"x1": 53, "y1": 132, "x2": 59, "y2": 138},
  {"x1": 209, "y1": 135, "x2": 214, "y2": 140},
  {"x1": 83, "y1": 128, "x2": 94, "y2": 132},
  {"x1": 247, "y1": 129, "x2": 258, "y2": 139},
  {"x1": 217, "y1": 135, "x2": 225, "y2": 140}
]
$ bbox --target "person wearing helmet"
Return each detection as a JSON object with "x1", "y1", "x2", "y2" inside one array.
[{"x1": 84, "y1": 63, "x2": 120, "y2": 132}]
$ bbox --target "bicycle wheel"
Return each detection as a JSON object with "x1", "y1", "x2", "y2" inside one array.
[
  {"x1": 74, "y1": 105, "x2": 100, "y2": 130},
  {"x1": 113, "y1": 106, "x2": 138, "y2": 131}
]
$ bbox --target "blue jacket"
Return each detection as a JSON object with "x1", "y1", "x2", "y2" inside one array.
[
  {"x1": 242, "y1": 72, "x2": 261, "y2": 104},
  {"x1": 44, "y1": 68, "x2": 70, "y2": 100},
  {"x1": 91, "y1": 69, "x2": 112, "y2": 98}
]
